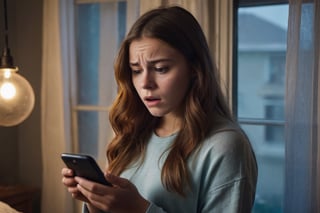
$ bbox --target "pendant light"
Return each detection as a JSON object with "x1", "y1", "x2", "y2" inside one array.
[{"x1": 0, "y1": 0, "x2": 35, "y2": 127}]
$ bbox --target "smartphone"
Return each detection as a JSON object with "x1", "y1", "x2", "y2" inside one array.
[{"x1": 61, "y1": 153, "x2": 112, "y2": 186}]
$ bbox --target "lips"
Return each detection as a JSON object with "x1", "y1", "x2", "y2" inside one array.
[{"x1": 144, "y1": 96, "x2": 161, "y2": 107}]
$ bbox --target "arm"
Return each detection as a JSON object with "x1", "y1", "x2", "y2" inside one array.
[
  {"x1": 201, "y1": 179, "x2": 255, "y2": 213},
  {"x1": 145, "y1": 203, "x2": 167, "y2": 213},
  {"x1": 198, "y1": 131, "x2": 257, "y2": 213},
  {"x1": 82, "y1": 202, "x2": 168, "y2": 213}
]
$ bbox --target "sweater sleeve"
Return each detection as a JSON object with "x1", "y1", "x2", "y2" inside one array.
[
  {"x1": 82, "y1": 203, "x2": 106, "y2": 213},
  {"x1": 145, "y1": 202, "x2": 167, "y2": 213},
  {"x1": 82, "y1": 203, "x2": 89, "y2": 213},
  {"x1": 197, "y1": 131, "x2": 257, "y2": 213},
  {"x1": 83, "y1": 202, "x2": 167, "y2": 213},
  {"x1": 201, "y1": 178, "x2": 255, "y2": 213}
]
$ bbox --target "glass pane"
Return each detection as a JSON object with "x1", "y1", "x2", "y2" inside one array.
[
  {"x1": 77, "y1": 110, "x2": 99, "y2": 156},
  {"x1": 237, "y1": 5, "x2": 288, "y2": 120},
  {"x1": 237, "y1": 4, "x2": 288, "y2": 213},
  {"x1": 75, "y1": 1, "x2": 127, "y2": 162},
  {"x1": 77, "y1": 111, "x2": 110, "y2": 157},
  {"x1": 76, "y1": 4, "x2": 100, "y2": 105},
  {"x1": 76, "y1": 2, "x2": 126, "y2": 106},
  {"x1": 242, "y1": 124, "x2": 285, "y2": 213}
]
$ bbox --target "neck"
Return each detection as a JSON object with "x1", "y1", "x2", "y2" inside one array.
[{"x1": 155, "y1": 115, "x2": 181, "y2": 137}]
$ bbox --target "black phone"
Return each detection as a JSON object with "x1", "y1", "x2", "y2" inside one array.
[{"x1": 61, "y1": 153, "x2": 112, "y2": 186}]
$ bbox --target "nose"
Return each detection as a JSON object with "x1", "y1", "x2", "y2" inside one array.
[{"x1": 141, "y1": 70, "x2": 156, "y2": 89}]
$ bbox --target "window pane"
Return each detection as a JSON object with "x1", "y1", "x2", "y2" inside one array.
[
  {"x1": 75, "y1": 1, "x2": 127, "y2": 160},
  {"x1": 77, "y1": 111, "x2": 110, "y2": 157},
  {"x1": 242, "y1": 124, "x2": 285, "y2": 213},
  {"x1": 77, "y1": 111, "x2": 99, "y2": 156},
  {"x1": 76, "y1": 4, "x2": 100, "y2": 105},
  {"x1": 237, "y1": 5, "x2": 287, "y2": 119},
  {"x1": 237, "y1": 4, "x2": 288, "y2": 213},
  {"x1": 76, "y1": 2, "x2": 126, "y2": 106}
]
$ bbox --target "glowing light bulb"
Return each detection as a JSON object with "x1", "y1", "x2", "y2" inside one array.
[
  {"x1": 0, "y1": 82, "x2": 16, "y2": 99},
  {"x1": 0, "y1": 68, "x2": 35, "y2": 126}
]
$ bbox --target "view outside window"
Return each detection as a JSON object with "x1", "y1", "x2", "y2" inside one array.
[
  {"x1": 75, "y1": 2, "x2": 127, "y2": 157},
  {"x1": 237, "y1": 4, "x2": 288, "y2": 213}
]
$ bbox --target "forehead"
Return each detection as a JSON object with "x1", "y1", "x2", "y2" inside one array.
[{"x1": 129, "y1": 37, "x2": 178, "y2": 62}]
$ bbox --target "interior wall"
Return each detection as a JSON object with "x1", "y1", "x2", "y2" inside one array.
[
  {"x1": 0, "y1": 127, "x2": 18, "y2": 184},
  {"x1": 0, "y1": 0, "x2": 43, "y2": 205},
  {"x1": 15, "y1": 0, "x2": 43, "y2": 188},
  {"x1": 0, "y1": 0, "x2": 19, "y2": 185}
]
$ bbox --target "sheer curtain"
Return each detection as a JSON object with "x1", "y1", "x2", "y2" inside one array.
[
  {"x1": 41, "y1": 0, "x2": 75, "y2": 212},
  {"x1": 285, "y1": 0, "x2": 320, "y2": 212}
]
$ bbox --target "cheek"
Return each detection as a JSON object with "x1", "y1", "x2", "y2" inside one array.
[
  {"x1": 165, "y1": 76, "x2": 190, "y2": 102},
  {"x1": 132, "y1": 79, "x2": 142, "y2": 96}
]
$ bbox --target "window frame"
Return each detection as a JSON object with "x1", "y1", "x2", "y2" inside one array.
[
  {"x1": 233, "y1": 1, "x2": 289, "y2": 212},
  {"x1": 233, "y1": 0, "x2": 289, "y2": 115},
  {"x1": 72, "y1": 0, "x2": 132, "y2": 162},
  {"x1": 233, "y1": 0, "x2": 288, "y2": 149}
]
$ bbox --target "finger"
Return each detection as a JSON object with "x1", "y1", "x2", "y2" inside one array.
[
  {"x1": 77, "y1": 184, "x2": 110, "y2": 212},
  {"x1": 75, "y1": 176, "x2": 108, "y2": 195},
  {"x1": 105, "y1": 173, "x2": 130, "y2": 188},
  {"x1": 76, "y1": 182, "x2": 102, "y2": 201},
  {"x1": 68, "y1": 186, "x2": 79, "y2": 194},
  {"x1": 62, "y1": 168, "x2": 74, "y2": 177},
  {"x1": 62, "y1": 176, "x2": 77, "y2": 187},
  {"x1": 70, "y1": 190, "x2": 89, "y2": 203}
]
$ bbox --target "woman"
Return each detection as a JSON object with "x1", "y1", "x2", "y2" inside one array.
[{"x1": 62, "y1": 6, "x2": 257, "y2": 213}]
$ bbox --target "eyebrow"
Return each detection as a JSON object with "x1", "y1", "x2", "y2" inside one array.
[{"x1": 129, "y1": 59, "x2": 173, "y2": 67}]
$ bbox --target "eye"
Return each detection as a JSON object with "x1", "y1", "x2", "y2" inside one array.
[
  {"x1": 132, "y1": 69, "x2": 141, "y2": 74},
  {"x1": 131, "y1": 67, "x2": 142, "y2": 74},
  {"x1": 154, "y1": 66, "x2": 169, "y2": 73}
]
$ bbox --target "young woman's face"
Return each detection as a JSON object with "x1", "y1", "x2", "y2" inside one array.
[{"x1": 129, "y1": 37, "x2": 192, "y2": 118}]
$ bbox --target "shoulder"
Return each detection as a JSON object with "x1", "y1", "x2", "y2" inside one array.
[
  {"x1": 201, "y1": 116, "x2": 252, "y2": 155},
  {"x1": 191, "y1": 126, "x2": 257, "y2": 179},
  {"x1": 202, "y1": 127, "x2": 252, "y2": 158}
]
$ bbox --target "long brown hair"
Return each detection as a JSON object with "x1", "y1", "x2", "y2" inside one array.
[{"x1": 107, "y1": 6, "x2": 234, "y2": 196}]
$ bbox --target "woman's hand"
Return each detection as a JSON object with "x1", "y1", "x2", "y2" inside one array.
[
  {"x1": 61, "y1": 168, "x2": 89, "y2": 202},
  {"x1": 75, "y1": 173, "x2": 150, "y2": 213}
]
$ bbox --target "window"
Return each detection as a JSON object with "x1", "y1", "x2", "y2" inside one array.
[
  {"x1": 269, "y1": 54, "x2": 286, "y2": 84},
  {"x1": 73, "y1": 0, "x2": 129, "y2": 161},
  {"x1": 235, "y1": 1, "x2": 288, "y2": 212},
  {"x1": 265, "y1": 104, "x2": 284, "y2": 144}
]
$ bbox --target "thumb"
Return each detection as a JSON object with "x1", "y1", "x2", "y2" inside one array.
[{"x1": 105, "y1": 173, "x2": 131, "y2": 188}]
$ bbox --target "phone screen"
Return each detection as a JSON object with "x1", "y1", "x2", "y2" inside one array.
[{"x1": 61, "y1": 153, "x2": 112, "y2": 186}]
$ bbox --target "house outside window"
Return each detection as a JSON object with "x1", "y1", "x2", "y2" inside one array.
[{"x1": 236, "y1": 3, "x2": 288, "y2": 212}]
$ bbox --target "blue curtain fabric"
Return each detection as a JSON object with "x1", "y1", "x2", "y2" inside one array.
[{"x1": 285, "y1": 0, "x2": 320, "y2": 212}]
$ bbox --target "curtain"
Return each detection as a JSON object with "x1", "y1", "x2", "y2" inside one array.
[
  {"x1": 95, "y1": 0, "x2": 140, "y2": 164},
  {"x1": 139, "y1": 0, "x2": 234, "y2": 105},
  {"x1": 208, "y1": 0, "x2": 233, "y2": 105},
  {"x1": 140, "y1": 0, "x2": 210, "y2": 37},
  {"x1": 41, "y1": 0, "x2": 75, "y2": 212},
  {"x1": 285, "y1": 0, "x2": 320, "y2": 212}
]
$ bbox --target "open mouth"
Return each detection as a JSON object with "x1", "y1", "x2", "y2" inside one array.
[{"x1": 144, "y1": 96, "x2": 161, "y2": 106}]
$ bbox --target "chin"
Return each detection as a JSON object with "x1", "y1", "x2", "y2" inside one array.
[{"x1": 148, "y1": 109, "x2": 166, "y2": 118}]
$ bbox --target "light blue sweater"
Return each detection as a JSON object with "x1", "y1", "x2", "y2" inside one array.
[{"x1": 84, "y1": 129, "x2": 257, "y2": 213}]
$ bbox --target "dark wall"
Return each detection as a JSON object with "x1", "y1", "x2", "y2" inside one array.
[
  {"x1": 0, "y1": 0, "x2": 43, "y2": 211},
  {"x1": 15, "y1": 0, "x2": 43, "y2": 188},
  {"x1": 0, "y1": 0, "x2": 19, "y2": 185}
]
